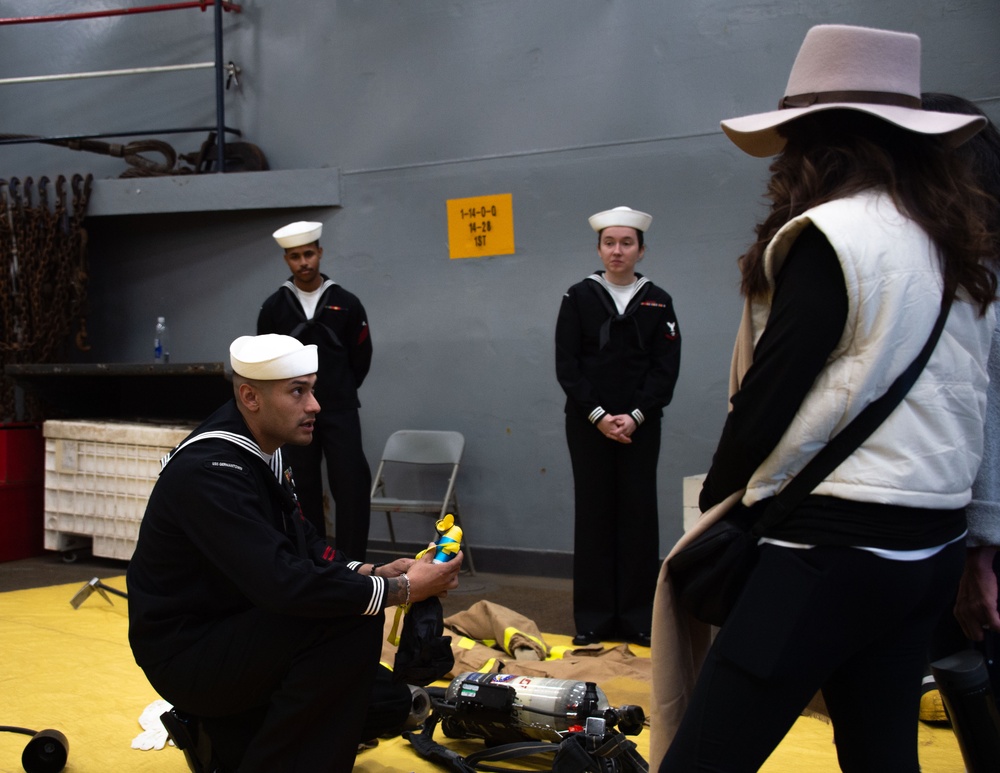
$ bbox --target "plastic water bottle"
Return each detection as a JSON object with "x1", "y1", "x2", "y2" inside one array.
[{"x1": 154, "y1": 317, "x2": 170, "y2": 364}]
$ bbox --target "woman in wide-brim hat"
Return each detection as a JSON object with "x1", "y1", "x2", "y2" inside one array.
[{"x1": 657, "y1": 24, "x2": 999, "y2": 772}]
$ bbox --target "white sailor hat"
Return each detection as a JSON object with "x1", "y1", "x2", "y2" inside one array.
[
  {"x1": 272, "y1": 221, "x2": 323, "y2": 249},
  {"x1": 588, "y1": 206, "x2": 653, "y2": 233},
  {"x1": 230, "y1": 334, "x2": 318, "y2": 380}
]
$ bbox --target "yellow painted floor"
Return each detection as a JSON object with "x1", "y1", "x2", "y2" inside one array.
[{"x1": 0, "y1": 578, "x2": 966, "y2": 772}]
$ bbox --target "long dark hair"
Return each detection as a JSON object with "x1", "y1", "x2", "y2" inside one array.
[
  {"x1": 921, "y1": 92, "x2": 1000, "y2": 231},
  {"x1": 738, "y1": 110, "x2": 999, "y2": 314}
]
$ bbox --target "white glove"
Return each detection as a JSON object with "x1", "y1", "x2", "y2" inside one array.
[{"x1": 131, "y1": 699, "x2": 175, "y2": 751}]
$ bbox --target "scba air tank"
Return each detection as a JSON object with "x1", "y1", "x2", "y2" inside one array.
[{"x1": 443, "y1": 672, "x2": 610, "y2": 742}]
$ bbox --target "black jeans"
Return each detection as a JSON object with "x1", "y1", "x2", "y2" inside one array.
[{"x1": 662, "y1": 540, "x2": 965, "y2": 772}]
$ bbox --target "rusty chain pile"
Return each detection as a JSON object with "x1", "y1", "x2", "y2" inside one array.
[{"x1": 0, "y1": 174, "x2": 92, "y2": 421}]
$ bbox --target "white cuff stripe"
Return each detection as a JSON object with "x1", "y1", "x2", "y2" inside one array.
[{"x1": 364, "y1": 576, "x2": 385, "y2": 615}]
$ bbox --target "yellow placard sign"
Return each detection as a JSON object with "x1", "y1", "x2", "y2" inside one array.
[{"x1": 446, "y1": 194, "x2": 515, "y2": 259}]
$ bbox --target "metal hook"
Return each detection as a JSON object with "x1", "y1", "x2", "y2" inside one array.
[
  {"x1": 22, "y1": 176, "x2": 34, "y2": 209},
  {"x1": 225, "y1": 60, "x2": 241, "y2": 90},
  {"x1": 38, "y1": 175, "x2": 50, "y2": 210},
  {"x1": 54, "y1": 175, "x2": 66, "y2": 209},
  {"x1": 8, "y1": 176, "x2": 22, "y2": 207}
]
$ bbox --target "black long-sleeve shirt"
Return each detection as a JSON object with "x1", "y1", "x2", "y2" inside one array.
[
  {"x1": 127, "y1": 400, "x2": 383, "y2": 668},
  {"x1": 701, "y1": 226, "x2": 847, "y2": 508}
]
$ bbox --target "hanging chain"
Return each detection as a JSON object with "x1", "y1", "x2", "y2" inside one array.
[{"x1": 0, "y1": 173, "x2": 92, "y2": 420}]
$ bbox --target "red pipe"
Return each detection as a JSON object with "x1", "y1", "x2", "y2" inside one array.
[{"x1": 0, "y1": 1, "x2": 241, "y2": 26}]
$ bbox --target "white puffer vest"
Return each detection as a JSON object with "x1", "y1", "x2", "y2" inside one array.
[{"x1": 744, "y1": 190, "x2": 995, "y2": 510}]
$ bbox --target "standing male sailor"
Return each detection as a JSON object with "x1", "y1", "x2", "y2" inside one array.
[{"x1": 257, "y1": 221, "x2": 373, "y2": 558}]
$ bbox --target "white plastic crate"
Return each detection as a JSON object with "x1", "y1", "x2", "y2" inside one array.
[{"x1": 43, "y1": 420, "x2": 194, "y2": 560}]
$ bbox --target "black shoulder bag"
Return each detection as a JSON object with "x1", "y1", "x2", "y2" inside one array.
[{"x1": 669, "y1": 294, "x2": 952, "y2": 627}]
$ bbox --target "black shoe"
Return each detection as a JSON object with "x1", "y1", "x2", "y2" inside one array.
[
  {"x1": 630, "y1": 632, "x2": 651, "y2": 648},
  {"x1": 572, "y1": 631, "x2": 601, "y2": 646},
  {"x1": 160, "y1": 709, "x2": 219, "y2": 773}
]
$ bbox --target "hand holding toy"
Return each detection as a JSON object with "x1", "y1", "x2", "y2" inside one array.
[{"x1": 432, "y1": 513, "x2": 463, "y2": 563}]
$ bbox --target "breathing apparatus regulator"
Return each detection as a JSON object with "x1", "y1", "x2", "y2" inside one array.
[
  {"x1": 406, "y1": 672, "x2": 649, "y2": 772},
  {"x1": 0, "y1": 726, "x2": 68, "y2": 773}
]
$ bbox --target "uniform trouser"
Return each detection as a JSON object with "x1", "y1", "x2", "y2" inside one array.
[
  {"x1": 283, "y1": 407, "x2": 372, "y2": 560},
  {"x1": 662, "y1": 540, "x2": 965, "y2": 773},
  {"x1": 142, "y1": 608, "x2": 384, "y2": 773},
  {"x1": 566, "y1": 412, "x2": 661, "y2": 638}
]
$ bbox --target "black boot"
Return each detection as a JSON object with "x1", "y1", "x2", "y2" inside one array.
[{"x1": 159, "y1": 709, "x2": 219, "y2": 773}]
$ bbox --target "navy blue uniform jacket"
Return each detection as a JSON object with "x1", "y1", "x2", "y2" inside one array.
[
  {"x1": 126, "y1": 400, "x2": 384, "y2": 668},
  {"x1": 556, "y1": 272, "x2": 681, "y2": 421},
  {"x1": 257, "y1": 277, "x2": 372, "y2": 412}
]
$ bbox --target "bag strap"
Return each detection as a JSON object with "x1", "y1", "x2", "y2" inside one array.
[{"x1": 753, "y1": 293, "x2": 953, "y2": 535}]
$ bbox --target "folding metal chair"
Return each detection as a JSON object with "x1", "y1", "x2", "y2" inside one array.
[{"x1": 370, "y1": 430, "x2": 475, "y2": 574}]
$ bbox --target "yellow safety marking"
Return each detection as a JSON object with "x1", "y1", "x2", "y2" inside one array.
[
  {"x1": 502, "y1": 626, "x2": 547, "y2": 656},
  {"x1": 387, "y1": 605, "x2": 406, "y2": 646}
]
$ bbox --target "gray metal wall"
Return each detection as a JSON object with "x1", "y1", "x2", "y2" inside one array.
[{"x1": 3, "y1": 1, "x2": 998, "y2": 571}]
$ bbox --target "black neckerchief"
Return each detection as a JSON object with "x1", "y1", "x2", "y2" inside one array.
[
  {"x1": 586, "y1": 273, "x2": 652, "y2": 350},
  {"x1": 282, "y1": 278, "x2": 346, "y2": 350}
]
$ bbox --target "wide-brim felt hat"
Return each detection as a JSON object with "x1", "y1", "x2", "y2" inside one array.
[
  {"x1": 230, "y1": 334, "x2": 318, "y2": 380},
  {"x1": 721, "y1": 24, "x2": 985, "y2": 158},
  {"x1": 273, "y1": 221, "x2": 323, "y2": 249},
  {"x1": 588, "y1": 206, "x2": 653, "y2": 233}
]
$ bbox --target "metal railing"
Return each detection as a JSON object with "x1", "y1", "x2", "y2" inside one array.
[{"x1": 0, "y1": 1, "x2": 243, "y2": 172}]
